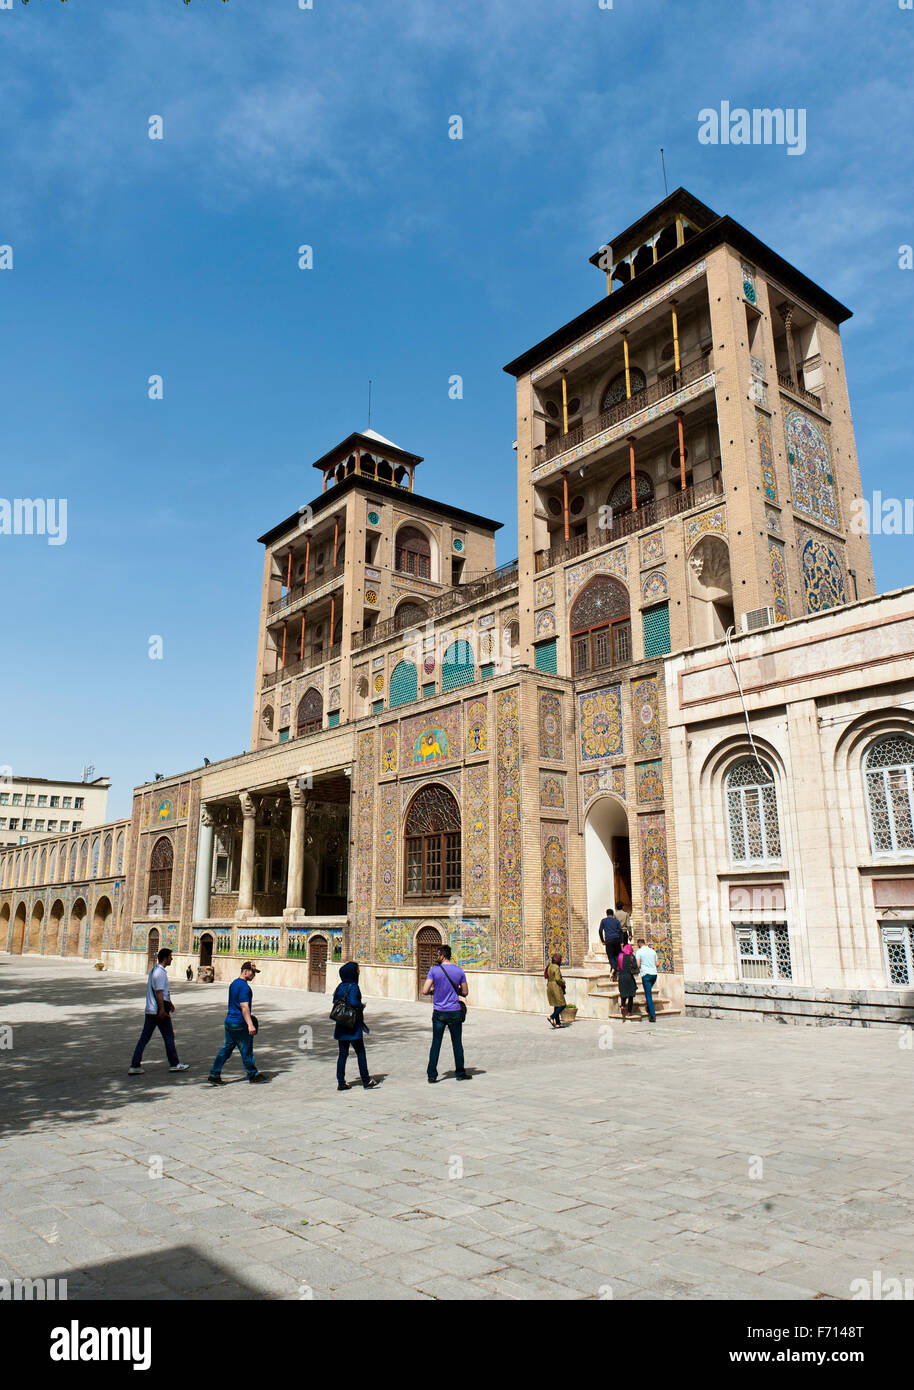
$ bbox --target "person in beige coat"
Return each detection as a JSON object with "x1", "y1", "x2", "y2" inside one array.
[{"x1": 546, "y1": 952, "x2": 567, "y2": 1028}]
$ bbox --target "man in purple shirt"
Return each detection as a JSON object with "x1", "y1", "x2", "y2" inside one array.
[{"x1": 421, "y1": 944, "x2": 471, "y2": 1083}]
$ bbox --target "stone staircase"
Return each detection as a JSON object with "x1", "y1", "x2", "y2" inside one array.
[{"x1": 585, "y1": 970, "x2": 681, "y2": 1021}]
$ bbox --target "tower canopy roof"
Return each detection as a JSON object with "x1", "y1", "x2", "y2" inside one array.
[{"x1": 311, "y1": 429, "x2": 423, "y2": 473}]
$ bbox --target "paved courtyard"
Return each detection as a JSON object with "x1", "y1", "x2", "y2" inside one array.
[{"x1": 1, "y1": 956, "x2": 912, "y2": 1301}]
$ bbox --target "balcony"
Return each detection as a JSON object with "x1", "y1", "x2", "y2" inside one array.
[
  {"x1": 539, "y1": 352, "x2": 713, "y2": 467},
  {"x1": 535, "y1": 475, "x2": 723, "y2": 573},
  {"x1": 351, "y1": 560, "x2": 519, "y2": 652},
  {"x1": 262, "y1": 643, "x2": 342, "y2": 689},
  {"x1": 776, "y1": 371, "x2": 823, "y2": 413},
  {"x1": 268, "y1": 561, "x2": 345, "y2": 619}
]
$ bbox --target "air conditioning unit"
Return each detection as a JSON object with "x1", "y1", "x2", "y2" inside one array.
[{"x1": 741, "y1": 606, "x2": 776, "y2": 633}]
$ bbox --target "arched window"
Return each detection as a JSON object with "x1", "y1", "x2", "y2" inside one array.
[
  {"x1": 296, "y1": 689, "x2": 323, "y2": 736},
  {"x1": 115, "y1": 832, "x2": 125, "y2": 873},
  {"x1": 442, "y1": 639, "x2": 475, "y2": 691},
  {"x1": 726, "y1": 758, "x2": 781, "y2": 863},
  {"x1": 78, "y1": 840, "x2": 89, "y2": 878},
  {"x1": 148, "y1": 837, "x2": 174, "y2": 914},
  {"x1": 394, "y1": 601, "x2": 426, "y2": 632},
  {"x1": 608, "y1": 471, "x2": 654, "y2": 513},
  {"x1": 48, "y1": 847, "x2": 57, "y2": 882},
  {"x1": 68, "y1": 843, "x2": 78, "y2": 881},
  {"x1": 38, "y1": 848, "x2": 46, "y2": 882},
  {"x1": 404, "y1": 784, "x2": 461, "y2": 897},
  {"x1": 601, "y1": 367, "x2": 647, "y2": 412},
  {"x1": 389, "y1": 660, "x2": 419, "y2": 709},
  {"x1": 29, "y1": 852, "x2": 37, "y2": 885},
  {"x1": 569, "y1": 576, "x2": 631, "y2": 675},
  {"x1": 396, "y1": 526, "x2": 431, "y2": 579},
  {"x1": 864, "y1": 735, "x2": 914, "y2": 854},
  {"x1": 91, "y1": 836, "x2": 100, "y2": 877},
  {"x1": 102, "y1": 834, "x2": 112, "y2": 877}
]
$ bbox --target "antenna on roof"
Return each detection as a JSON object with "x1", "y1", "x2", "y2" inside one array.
[
  {"x1": 367, "y1": 379, "x2": 372, "y2": 427},
  {"x1": 660, "y1": 148, "x2": 669, "y2": 198}
]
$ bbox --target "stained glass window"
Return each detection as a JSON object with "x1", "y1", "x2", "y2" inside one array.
[
  {"x1": 404, "y1": 784, "x2": 461, "y2": 897},
  {"x1": 296, "y1": 688, "x2": 323, "y2": 736},
  {"x1": 569, "y1": 576, "x2": 631, "y2": 675},
  {"x1": 396, "y1": 526, "x2": 431, "y2": 579},
  {"x1": 601, "y1": 368, "x2": 647, "y2": 412},
  {"x1": 726, "y1": 758, "x2": 781, "y2": 863},
  {"x1": 735, "y1": 924, "x2": 792, "y2": 980},
  {"x1": 865, "y1": 735, "x2": 914, "y2": 853},
  {"x1": 608, "y1": 471, "x2": 654, "y2": 512},
  {"x1": 148, "y1": 836, "x2": 173, "y2": 914}
]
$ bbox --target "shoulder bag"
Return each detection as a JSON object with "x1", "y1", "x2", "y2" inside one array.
[{"x1": 330, "y1": 987, "x2": 361, "y2": 1031}]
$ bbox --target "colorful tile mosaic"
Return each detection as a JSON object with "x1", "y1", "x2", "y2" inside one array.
[
  {"x1": 402, "y1": 702, "x2": 462, "y2": 767},
  {"x1": 538, "y1": 689, "x2": 564, "y2": 760},
  {"x1": 768, "y1": 537, "x2": 789, "y2": 623},
  {"x1": 641, "y1": 567, "x2": 668, "y2": 603},
  {"x1": 380, "y1": 724, "x2": 399, "y2": 774},
  {"x1": 376, "y1": 779, "x2": 398, "y2": 909},
  {"x1": 451, "y1": 917, "x2": 491, "y2": 969},
  {"x1": 531, "y1": 261, "x2": 707, "y2": 382},
  {"x1": 640, "y1": 531, "x2": 664, "y2": 565},
  {"x1": 785, "y1": 408, "x2": 840, "y2": 529},
  {"x1": 541, "y1": 823, "x2": 570, "y2": 963},
  {"x1": 297, "y1": 668, "x2": 325, "y2": 694},
  {"x1": 639, "y1": 814, "x2": 673, "y2": 971},
  {"x1": 684, "y1": 504, "x2": 727, "y2": 552},
  {"x1": 578, "y1": 685, "x2": 624, "y2": 762},
  {"x1": 534, "y1": 575, "x2": 555, "y2": 608},
  {"x1": 633, "y1": 676, "x2": 662, "y2": 756},
  {"x1": 465, "y1": 695, "x2": 488, "y2": 755},
  {"x1": 797, "y1": 526, "x2": 848, "y2": 614},
  {"x1": 464, "y1": 765, "x2": 490, "y2": 909},
  {"x1": 535, "y1": 607, "x2": 557, "y2": 639},
  {"x1": 376, "y1": 917, "x2": 413, "y2": 965},
  {"x1": 766, "y1": 509, "x2": 781, "y2": 533},
  {"x1": 580, "y1": 765, "x2": 626, "y2": 814},
  {"x1": 496, "y1": 687, "x2": 524, "y2": 969},
  {"x1": 757, "y1": 409, "x2": 778, "y2": 503},
  {"x1": 539, "y1": 771, "x2": 566, "y2": 810},
  {"x1": 565, "y1": 545, "x2": 628, "y2": 603},
  {"x1": 353, "y1": 729, "x2": 376, "y2": 959},
  {"x1": 636, "y1": 760, "x2": 664, "y2": 804}
]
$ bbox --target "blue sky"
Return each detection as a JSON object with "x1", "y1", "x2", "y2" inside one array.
[{"x1": 2, "y1": 0, "x2": 912, "y2": 820}]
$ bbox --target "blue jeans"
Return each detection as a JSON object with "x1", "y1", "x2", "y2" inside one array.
[
  {"x1": 642, "y1": 973, "x2": 657, "y2": 1021},
  {"x1": 210, "y1": 1022, "x2": 258, "y2": 1079},
  {"x1": 131, "y1": 1012, "x2": 179, "y2": 1068},
  {"x1": 337, "y1": 1038, "x2": 370, "y2": 1086},
  {"x1": 428, "y1": 1009, "x2": 465, "y2": 1078}
]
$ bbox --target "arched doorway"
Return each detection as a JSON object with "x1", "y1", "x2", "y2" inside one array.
[
  {"x1": 584, "y1": 797, "x2": 631, "y2": 952},
  {"x1": 89, "y1": 896, "x2": 112, "y2": 957},
  {"x1": 27, "y1": 901, "x2": 44, "y2": 954},
  {"x1": 11, "y1": 903, "x2": 27, "y2": 955},
  {"x1": 308, "y1": 934, "x2": 328, "y2": 992},
  {"x1": 67, "y1": 899, "x2": 88, "y2": 957},
  {"x1": 199, "y1": 932, "x2": 214, "y2": 968},
  {"x1": 146, "y1": 928, "x2": 160, "y2": 968},
  {"x1": 47, "y1": 900, "x2": 65, "y2": 956},
  {"x1": 415, "y1": 924, "x2": 445, "y2": 1000},
  {"x1": 0, "y1": 903, "x2": 10, "y2": 952}
]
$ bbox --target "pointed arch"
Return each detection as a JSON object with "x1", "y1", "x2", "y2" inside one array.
[
  {"x1": 569, "y1": 575, "x2": 631, "y2": 675},
  {"x1": 404, "y1": 783, "x2": 462, "y2": 897}
]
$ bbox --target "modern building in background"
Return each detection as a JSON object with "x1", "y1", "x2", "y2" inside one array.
[
  {"x1": 2, "y1": 190, "x2": 911, "y2": 1024},
  {"x1": 0, "y1": 774, "x2": 110, "y2": 849}
]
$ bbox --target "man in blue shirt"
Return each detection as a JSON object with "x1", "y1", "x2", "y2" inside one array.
[
  {"x1": 422, "y1": 944, "x2": 470, "y2": 1083},
  {"x1": 208, "y1": 961, "x2": 268, "y2": 1084},
  {"x1": 636, "y1": 939, "x2": 659, "y2": 1023},
  {"x1": 598, "y1": 907, "x2": 623, "y2": 976}
]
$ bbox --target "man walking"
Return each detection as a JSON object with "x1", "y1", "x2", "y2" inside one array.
[
  {"x1": 615, "y1": 902, "x2": 631, "y2": 943},
  {"x1": 128, "y1": 947, "x2": 189, "y2": 1075},
  {"x1": 636, "y1": 938, "x2": 659, "y2": 1023},
  {"x1": 598, "y1": 906, "x2": 623, "y2": 977},
  {"x1": 422, "y1": 944, "x2": 470, "y2": 1082},
  {"x1": 208, "y1": 961, "x2": 268, "y2": 1085}
]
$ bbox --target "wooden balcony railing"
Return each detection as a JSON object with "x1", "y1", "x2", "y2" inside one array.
[
  {"x1": 268, "y1": 561, "x2": 345, "y2": 618},
  {"x1": 776, "y1": 372, "x2": 823, "y2": 411},
  {"x1": 535, "y1": 476, "x2": 723, "y2": 573},
  {"x1": 542, "y1": 353, "x2": 713, "y2": 464},
  {"x1": 262, "y1": 643, "x2": 342, "y2": 689},
  {"x1": 350, "y1": 561, "x2": 519, "y2": 652}
]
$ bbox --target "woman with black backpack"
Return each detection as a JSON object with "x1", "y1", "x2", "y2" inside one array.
[{"x1": 331, "y1": 961, "x2": 379, "y2": 1091}]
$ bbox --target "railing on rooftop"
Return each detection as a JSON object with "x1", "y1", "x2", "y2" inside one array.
[
  {"x1": 541, "y1": 352, "x2": 713, "y2": 464},
  {"x1": 350, "y1": 560, "x2": 519, "y2": 652},
  {"x1": 534, "y1": 475, "x2": 723, "y2": 573}
]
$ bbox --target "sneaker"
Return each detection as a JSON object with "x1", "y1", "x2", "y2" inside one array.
[
  {"x1": 249, "y1": 1073, "x2": 269, "y2": 1084},
  {"x1": 337, "y1": 1082, "x2": 352, "y2": 1091},
  {"x1": 127, "y1": 1066, "x2": 143, "y2": 1075},
  {"x1": 363, "y1": 1078, "x2": 379, "y2": 1089},
  {"x1": 455, "y1": 1072, "x2": 472, "y2": 1081},
  {"x1": 208, "y1": 1075, "x2": 225, "y2": 1086},
  {"x1": 427, "y1": 1076, "x2": 438, "y2": 1084},
  {"x1": 169, "y1": 1063, "x2": 190, "y2": 1072}
]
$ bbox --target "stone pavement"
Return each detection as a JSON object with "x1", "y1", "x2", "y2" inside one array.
[{"x1": 1, "y1": 956, "x2": 912, "y2": 1301}]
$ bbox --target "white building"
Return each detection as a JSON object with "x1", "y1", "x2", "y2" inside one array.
[{"x1": 0, "y1": 774, "x2": 110, "y2": 849}]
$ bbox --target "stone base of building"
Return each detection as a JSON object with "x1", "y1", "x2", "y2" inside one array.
[{"x1": 685, "y1": 980, "x2": 914, "y2": 1028}]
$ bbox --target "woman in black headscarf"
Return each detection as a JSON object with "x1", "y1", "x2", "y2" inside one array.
[
  {"x1": 332, "y1": 961, "x2": 378, "y2": 1090},
  {"x1": 545, "y1": 952, "x2": 567, "y2": 1028}
]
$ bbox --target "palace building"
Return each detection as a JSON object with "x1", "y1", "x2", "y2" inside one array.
[{"x1": 3, "y1": 189, "x2": 912, "y2": 1025}]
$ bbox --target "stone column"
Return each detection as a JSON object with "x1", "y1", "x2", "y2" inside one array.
[
  {"x1": 192, "y1": 806, "x2": 214, "y2": 922},
  {"x1": 285, "y1": 779, "x2": 305, "y2": 915},
  {"x1": 778, "y1": 302, "x2": 799, "y2": 386},
  {"x1": 236, "y1": 792, "x2": 257, "y2": 916}
]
